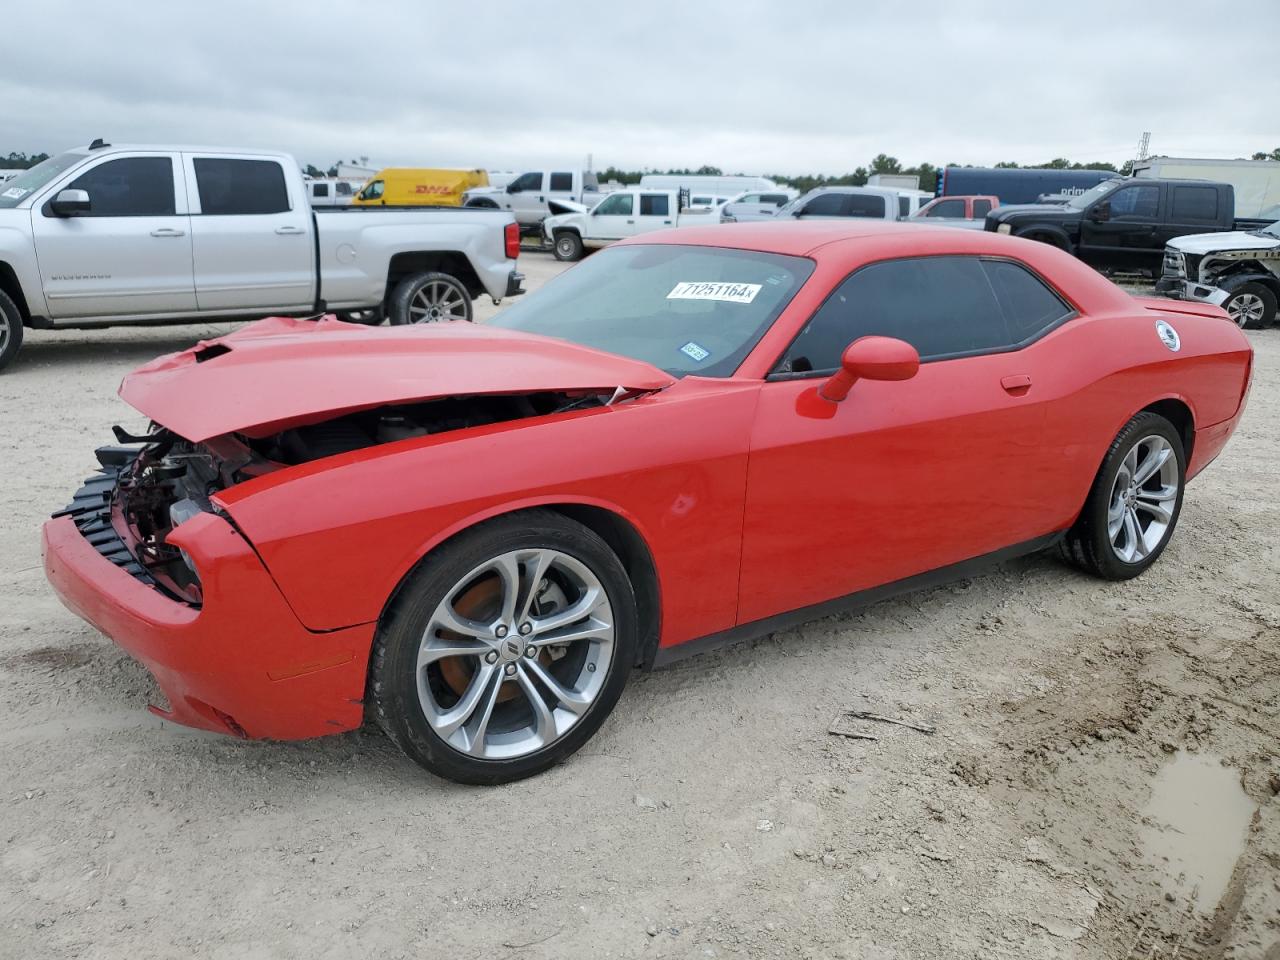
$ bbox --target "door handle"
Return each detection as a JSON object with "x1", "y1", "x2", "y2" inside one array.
[
  {"x1": 663, "y1": 220, "x2": 672, "y2": 225},
  {"x1": 150, "y1": 228, "x2": 185, "y2": 238},
  {"x1": 626, "y1": 219, "x2": 635, "y2": 224},
  {"x1": 1001, "y1": 374, "x2": 1033, "y2": 394},
  {"x1": 275, "y1": 226, "x2": 305, "y2": 235}
]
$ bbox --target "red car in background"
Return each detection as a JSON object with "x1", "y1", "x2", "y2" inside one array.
[
  {"x1": 43, "y1": 222, "x2": 1253, "y2": 784},
  {"x1": 912, "y1": 194, "x2": 1000, "y2": 225}
]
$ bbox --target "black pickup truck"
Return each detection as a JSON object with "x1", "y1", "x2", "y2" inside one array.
[{"x1": 984, "y1": 178, "x2": 1270, "y2": 274}]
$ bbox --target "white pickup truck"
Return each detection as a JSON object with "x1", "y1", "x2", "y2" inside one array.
[
  {"x1": 462, "y1": 169, "x2": 604, "y2": 233},
  {"x1": 541, "y1": 188, "x2": 722, "y2": 261},
  {"x1": 0, "y1": 143, "x2": 523, "y2": 371}
]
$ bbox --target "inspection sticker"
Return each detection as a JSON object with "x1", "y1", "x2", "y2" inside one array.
[
  {"x1": 667, "y1": 281, "x2": 761, "y2": 304},
  {"x1": 1, "y1": 187, "x2": 28, "y2": 200},
  {"x1": 680, "y1": 341, "x2": 711, "y2": 362}
]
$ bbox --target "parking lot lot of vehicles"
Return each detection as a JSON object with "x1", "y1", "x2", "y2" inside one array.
[
  {"x1": 3, "y1": 244, "x2": 1278, "y2": 957},
  {"x1": 463, "y1": 168, "x2": 603, "y2": 232},
  {"x1": 542, "y1": 187, "x2": 720, "y2": 260},
  {"x1": 985, "y1": 177, "x2": 1273, "y2": 275},
  {"x1": 0, "y1": 144, "x2": 524, "y2": 370}
]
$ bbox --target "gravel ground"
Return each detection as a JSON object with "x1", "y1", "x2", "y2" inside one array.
[{"x1": 1, "y1": 253, "x2": 1277, "y2": 959}]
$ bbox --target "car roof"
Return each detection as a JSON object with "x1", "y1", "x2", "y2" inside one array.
[
  {"x1": 620, "y1": 220, "x2": 929, "y2": 256},
  {"x1": 67, "y1": 144, "x2": 292, "y2": 159}
]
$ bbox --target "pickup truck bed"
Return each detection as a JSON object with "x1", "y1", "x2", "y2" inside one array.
[{"x1": 0, "y1": 144, "x2": 522, "y2": 371}]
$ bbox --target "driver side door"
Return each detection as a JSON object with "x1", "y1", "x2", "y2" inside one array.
[
  {"x1": 736, "y1": 255, "x2": 1075, "y2": 625},
  {"x1": 1079, "y1": 183, "x2": 1162, "y2": 271}
]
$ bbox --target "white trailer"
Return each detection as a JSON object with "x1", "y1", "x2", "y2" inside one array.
[
  {"x1": 1133, "y1": 157, "x2": 1280, "y2": 219},
  {"x1": 637, "y1": 174, "x2": 796, "y2": 200}
]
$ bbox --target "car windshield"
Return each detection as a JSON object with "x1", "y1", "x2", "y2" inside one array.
[
  {"x1": 489, "y1": 244, "x2": 815, "y2": 378},
  {"x1": 0, "y1": 151, "x2": 87, "y2": 208},
  {"x1": 1065, "y1": 179, "x2": 1125, "y2": 209}
]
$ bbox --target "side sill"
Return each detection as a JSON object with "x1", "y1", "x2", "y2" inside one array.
[{"x1": 650, "y1": 531, "x2": 1065, "y2": 669}]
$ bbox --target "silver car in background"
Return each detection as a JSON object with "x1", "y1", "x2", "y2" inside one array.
[{"x1": 719, "y1": 190, "x2": 792, "y2": 223}]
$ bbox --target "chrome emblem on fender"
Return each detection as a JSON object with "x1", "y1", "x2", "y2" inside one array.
[{"x1": 1155, "y1": 320, "x2": 1180, "y2": 352}]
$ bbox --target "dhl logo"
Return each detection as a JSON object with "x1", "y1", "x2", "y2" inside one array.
[{"x1": 413, "y1": 185, "x2": 454, "y2": 194}]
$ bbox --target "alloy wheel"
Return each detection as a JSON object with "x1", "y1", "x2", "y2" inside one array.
[
  {"x1": 0, "y1": 311, "x2": 8, "y2": 355},
  {"x1": 1226, "y1": 293, "x2": 1265, "y2": 328},
  {"x1": 408, "y1": 280, "x2": 468, "y2": 323},
  {"x1": 1107, "y1": 435, "x2": 1179, "y2": 563},
  {"x1": 416, "y1": 549, "x2": 615, "y2": 760}
]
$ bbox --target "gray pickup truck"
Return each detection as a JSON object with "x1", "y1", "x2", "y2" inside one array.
[{"x1": 0, "y1": 142, "x2": 524, "y2": 371}]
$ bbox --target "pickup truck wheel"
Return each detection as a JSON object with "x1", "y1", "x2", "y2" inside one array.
[
  {"x1": 389, "y1": 272, "x2": 473, "y2": 325},
  {"x1": 1223, "y1": 283, "x2": 1276, "y2": 329},
  {"x1": 0, "y1": 288, "x2": 24, "y2": 373},
  {"x1": 554, "y1": 232, "x2": 585, "y2": 262}
]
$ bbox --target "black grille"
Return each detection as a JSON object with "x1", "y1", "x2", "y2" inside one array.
[{"x1": 51, "y1": 446, "x2": 154, "y2": 585}]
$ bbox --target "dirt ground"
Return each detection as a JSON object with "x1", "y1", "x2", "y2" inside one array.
[{"x1": 1, "y1": 253, "x2": 1277, "y2": 960}]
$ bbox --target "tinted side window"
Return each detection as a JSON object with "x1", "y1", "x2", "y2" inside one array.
[
  {"x1": 1171, "y1": 186, "x2": 1219, "y2": 222},
  {"x1": 511, "y1": 172, "x2": 543, "y2": 191},
  {"x1": 66, "y1": 157, "x2": 175, "y2": 217},
  {"x1": 549, "y1": 172, "x2": 573, "y2": 191},
  {"x1": 926, "y1": 198, "x2": 965, "y2": 218},
  {"x1": 1107, "y1": 185, "x2": 1159, "y2": 220},
  {"x1": 640, "y1": 194, "x2": 669, "y2": 216},
  {"x1": 981, "y1": 259, "x2": 1072, "y2": 342},
  {"x1": 336, "y1": 182, "x2": 352, "y2": 196},
  {"x1": 972, "y1": 199, "x2": 993, "y2": 218},
  {"x1": 781, "y1": 257, "x2": 1008, "y2": 372},
  {"x1": 596, "y1": 193, "x2": 633, "y2": 215},
  {"x1": 312, "y1": 182, "x2": 329, "y2": 198},
  {"x1": 800, "y1": 193, "x2": 847, "y2": 216},
  {"x1": 194, "y1": 158, "x2": 289, "y2": 215},
  {"x1": 848, "y1": 195, "x2": 886, "y2": 218},
  {"x1": 761, "y1": 194, "x2": 788, "y2": 206},
  {"x1": 899, "y1": 196, "x2": 910, "y2": 217}
]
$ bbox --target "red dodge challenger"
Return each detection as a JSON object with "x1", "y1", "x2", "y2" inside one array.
[{"x1": 43, "y1": 222, "x2": 1253, "y2": 783}]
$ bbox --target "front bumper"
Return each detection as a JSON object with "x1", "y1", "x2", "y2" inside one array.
[
  {"x1": 1154, "y1": 276, "x2": 1229, "y2": 306},
  {"x1": 43, "y1": 496, "x2": 374, "y2": 741}
]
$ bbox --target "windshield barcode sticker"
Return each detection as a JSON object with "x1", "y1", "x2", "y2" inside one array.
[{"x1": 667, "y1": 282, "x2": 762, "y2": 304}]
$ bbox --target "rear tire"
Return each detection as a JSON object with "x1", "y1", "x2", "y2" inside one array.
[
  {"x1": 1222, "y1": 282, "x2": 1276, "y2": 329},
  {"x1": 553, "y1": 231, "x2": 585, "y2": 262},
  {"x1": 388, "y1": 271, "x2": 473, "y2": 325},
  {"x1": 369, "y1": 510, "x2": 637, "y2": 784},
  {"x1": 0, "y1": 288, "x2": 24, "y2": 373},
  {"x1": 1059, "y1": 412, "x2": 1185, "y2": 581}
]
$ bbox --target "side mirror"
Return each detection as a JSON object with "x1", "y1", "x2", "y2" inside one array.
[
  {"x1": 819, "y1": 336, "x2": 920, "y2": 403},
  {"x1": 1089, "y1": 201, "x2": 1111, "y2": 223},
  {"x1": 50, "y1": 188, "x2": 90, "y2": 217}
]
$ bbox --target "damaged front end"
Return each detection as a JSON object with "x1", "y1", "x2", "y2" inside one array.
[{"x1": 1157, "y1": 229, "x2": 1280, "y2": 317}]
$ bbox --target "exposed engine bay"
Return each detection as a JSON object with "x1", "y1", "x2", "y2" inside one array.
[{"x1": 63, "y1": 392, "x2": 610, "y2": 604}]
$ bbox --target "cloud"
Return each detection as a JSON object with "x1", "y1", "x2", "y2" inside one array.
[{"x1": 1, "y1": 0, "x2": 1277, "y2": 174}]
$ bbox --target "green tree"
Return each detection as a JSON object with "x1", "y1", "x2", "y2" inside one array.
[{"x1": 1251, "y1": 148, "x2": 1280, "y2": 161}]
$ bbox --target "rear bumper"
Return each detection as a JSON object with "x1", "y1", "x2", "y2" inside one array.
[
  {"x1": 42, "y1": 512, "x2": 374, "y2": 740},
  {"x1": 505, "y1": 270, "x2": 526, "y2": 297}
]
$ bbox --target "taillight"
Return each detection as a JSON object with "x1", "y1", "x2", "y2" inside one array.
[{"x1": 504, "y1": 221, "x2": 520, "y2": 260}]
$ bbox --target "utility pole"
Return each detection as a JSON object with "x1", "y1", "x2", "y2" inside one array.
[{"x1": 1135, "y1": 132, "x2": 1151, "y2": 163}]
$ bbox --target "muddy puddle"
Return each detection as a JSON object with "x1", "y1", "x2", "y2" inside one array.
[{"x1": 1140, "y1": 752, "x2": 1255, "y2": 912}]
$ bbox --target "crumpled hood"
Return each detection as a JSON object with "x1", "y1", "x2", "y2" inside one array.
[
  {"x1": 1166, "y1": 230, "x2": 1280, "y2": 255},
  {"x1": 120, "y1": 315, "x2": 674, "y2": 442}
]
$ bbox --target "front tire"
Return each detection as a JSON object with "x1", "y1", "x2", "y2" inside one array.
[
  {"x1": 388, "y1": 271, "x2": 473, "y2": 325},
  {"x1": 369, "y1": 510, "x2": 637, "y2": 784},
  {"x1": 1060, "y1": 412, "x2": 1185, "y2": 580},
  {"x1": 553, "y1": 231, "x2": 585, "y2": 262},
  {"x1": 1223, "y1": 282, "x2": 1276, "y2": 329},
  {"x1": 0, "y1": 288, "x2": 24, "y2": 373}
]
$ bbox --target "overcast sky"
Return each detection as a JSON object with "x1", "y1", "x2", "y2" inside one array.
[{"x1": 2, "y1": 0, "x2": 1277, "y2": 176}]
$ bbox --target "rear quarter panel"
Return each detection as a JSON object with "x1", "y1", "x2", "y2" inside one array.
[
  {"x1": 316, "y1": 208, "x2": 515, "y2": 306},
  {"x1": 216, "y1": 379, "x2": 760, "y2": 645}
]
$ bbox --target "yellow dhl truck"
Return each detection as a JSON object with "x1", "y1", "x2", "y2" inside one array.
[{"x1": 352, "y1": 168, "x2": 489, "y2": 207}]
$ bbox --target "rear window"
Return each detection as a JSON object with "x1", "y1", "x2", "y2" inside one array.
[
  {"x1": 549, "y1": 172, "x2": 573, "y2": 191},
  {"x1": 194, "y1": 158, "x2": 290, "y2": 215},
  {"x1": 972, "y1": 199, "x2": 993, "y2": 218},
  {"x1": 926, "y1": 198, "x2": 966, "y2": 218},
  {"x1": 1171, "y1": 186, "x2": 1219, "y2": 222},
  {"x1": 640, "y1": 194, "x2": 669, "y2": 216},
  {"x1": 847, "y1": 194, "x2": 886, "y2": 218}
]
